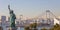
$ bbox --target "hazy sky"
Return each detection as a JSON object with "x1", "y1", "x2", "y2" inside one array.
[{"x1": 0, "y1": 0, "x2": 60, "y2": 18}]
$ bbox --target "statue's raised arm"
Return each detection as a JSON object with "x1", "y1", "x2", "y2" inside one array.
[
  {"x1": 8, "y1": 5, "x2": 13, "y2": 14},
  {"x1": 8, "y1": 5, "x2": 11, "y2": 12}
]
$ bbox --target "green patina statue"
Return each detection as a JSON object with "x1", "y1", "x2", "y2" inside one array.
[
  {"x1": 8, "y1": 5, "x2": 16, "y2": 28},
  {"x1": 10, "y1": 10, "x2": 16, "y2": 27}
]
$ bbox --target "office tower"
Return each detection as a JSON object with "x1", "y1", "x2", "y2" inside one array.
[
  {"x1": 8, "y1": 17, "x2": 10, "y2": 22},
  {"x1": 1, "y1": 16, "x2": 6, "y2": 25}
]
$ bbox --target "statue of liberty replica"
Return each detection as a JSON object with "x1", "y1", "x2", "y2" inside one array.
[{"x1": 8, "y1": 5, "x2": 17, "y2": 30}]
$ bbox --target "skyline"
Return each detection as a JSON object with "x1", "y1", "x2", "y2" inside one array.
[{"x1": 0, "y1": 0, "x2": 60, "y2": 18}]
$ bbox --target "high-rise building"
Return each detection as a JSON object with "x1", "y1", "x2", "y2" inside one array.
[
  {"x1": 0, "y1": 19, "x2": 2, "y2": 26},
  {"x1": 1, "y1": 16, "x2": 6, "y2": 22},
  {"x1": 20, "y1": 15, "x2": 23, "y2": 20},
  {"x1": 8, "y1": 17, "x2": 10, "y2": 22},
  {"x1": 1, "y1": 16, "x2": 6, "y2": 25}
]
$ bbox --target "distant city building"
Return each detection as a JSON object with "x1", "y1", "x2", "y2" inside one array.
[
  {"x1": 8, "y1": 17, "x2": 10, "y2": 22},
  {"x1": 16, "y1": 21, "x2": 19, "y2": 25},
  {"x1": 1, "y1": 16, "x2": 6, "y2": 25},
  {"x1": 1, "y1": 16, "x2": 6, "y2": 22},
  {"x1": 0, "y1": 19, "x2": 2, "y2": 26},
  {"x1": 20, "y1": 15, "x2": 23, "y2": 20}
]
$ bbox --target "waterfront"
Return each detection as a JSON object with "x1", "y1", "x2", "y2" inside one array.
[
  {"x1": 2, "y1": 25, "x2": 53, "y2": 30},
  {"x1": 3, "y1": 27, "x2": 50, "y2": 30}
]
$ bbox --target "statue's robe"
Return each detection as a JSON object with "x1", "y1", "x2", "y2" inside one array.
[{"x1": 10, "y1": 13, "x2": 16, "y2": 28}]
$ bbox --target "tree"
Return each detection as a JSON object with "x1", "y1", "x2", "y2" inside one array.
[
  {"x1": 41, "y1": 28, "x2": 47, "y2": 30},
  {"x1": 0, "y1": 27, "x2": 3, "y2": 30},
  {"x1": 24, "y1": 26, "x2": 30, "y2": 30},
  {"x1": 49, "y1": 23, "x2": 60, "y2": 30},
  {"x1": 24, "y1": 23, "x2": 38, "y2": 30},
  {"x1": 30, "y1": 23, "x2": 38, "y2": 30}
]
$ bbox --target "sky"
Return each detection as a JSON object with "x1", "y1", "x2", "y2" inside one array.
[{"x1": 0, "y1": 0, "x2": 60, "y2": 18}]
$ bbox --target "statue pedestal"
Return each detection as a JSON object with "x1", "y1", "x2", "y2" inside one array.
[{"x1": 9, "y1": 27, "x2": 17, "y2": 30}]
